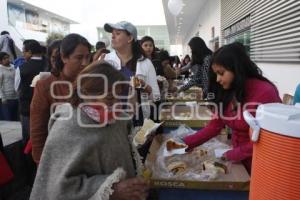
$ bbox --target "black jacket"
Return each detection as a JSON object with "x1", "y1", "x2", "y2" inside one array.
[{"x1": 19, "y1": 58, "x2": 46, "y2": 116}]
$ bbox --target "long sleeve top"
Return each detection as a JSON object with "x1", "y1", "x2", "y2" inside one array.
[
  {"x1": 105, "y1": 51, "x2": 160, "y2": 101},
  {"x1": 30, "y1": 73, "x2": 71, "y2": 163},
  {"x1": 183, "y1": 79, "x2": 281, "y2": 172},
  {"x1": 0, "y1": 64, "x2": 18, "y2": 100},
  {"x1": 179, "y1": 55, "x2": 211, "y2": 96}
]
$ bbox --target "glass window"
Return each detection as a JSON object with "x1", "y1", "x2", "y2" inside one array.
[{"x1": 224, "y1": 29, "x2": 250, "y2": 55}]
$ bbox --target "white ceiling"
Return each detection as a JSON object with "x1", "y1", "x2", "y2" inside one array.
[{"x1": 162, "y1": 0, "x2": 208, "y2": 45}]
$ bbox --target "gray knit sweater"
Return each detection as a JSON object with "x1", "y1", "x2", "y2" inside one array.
[
  {"x1": 30, "y1": 104, "x2": 136, "y2": 200},
  {"x1": 0, "y1": 64, "x2": 18, "y2": 100}
]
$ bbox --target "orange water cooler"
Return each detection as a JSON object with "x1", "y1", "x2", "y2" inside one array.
[{"x1": 243, "y1": 103, "x2": 300, "y2": 200}]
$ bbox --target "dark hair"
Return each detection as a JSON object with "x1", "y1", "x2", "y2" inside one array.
[
  {"x1": 53, "y1": 33, "x2": 91, "y2": 77},
  {"x1": 40, "y1": 45, "x2": 47, "y2": 55},
  {"x1": 23, "y1": 39, "x2": 36, "y2": 46},
  {"x1": 46, "y1": 40, "x2": 62, "y2": 71},
  {"x1": 208, "y1": 42, "x2": 275, "y2": 110},
  {"x1": 47, "y1": 40, "x2": 62, "y2": 56},
  {"x1": 23, "y1": 39, "x2": 42, "y2": 54},
  {"x1": 188, "y1": 37, "x2": 212, "y2": 65},
  {"x1": 140, "y1": 36, "x2": 156, "y2": 59},
  {"x1": 1, "y1": 31, "x2": 9, "y2": 35},
  {"x1": 153, "y1": 49, "x2": 170, "y2": 76},
  {"x1": 0, "y1": 52, "x2": 9, "y2": 61},
  {"x1": 123, "y1": 31, "x2": 145, "y2": 72},
  {"x1": 158, "y1": 49, "x2": 170, "y2": 62},
  {"x1": 71, "y1": 61, "x2": 125, "y2": 107},
  {"x1": 95, "y1": 41, "x2": 106, "y2": 50},
  {"x1": 100, "y1": 48, "x2": 110, "y2": 54},
  {"x1": 170, "y1": 55, "x2": 180, "y2": 65},
  {"x1": 183, "y1": 55, "x2": 191, "y2": 63}
]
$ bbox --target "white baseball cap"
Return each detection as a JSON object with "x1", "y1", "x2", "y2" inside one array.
[{"x1": 104, "y1": 21, "x2": 137, "y2": 41}]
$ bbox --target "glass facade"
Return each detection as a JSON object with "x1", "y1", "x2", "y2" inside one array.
[
  {"x1": 7, "y1": 3, "x2": 69, "y2": 34},
  {"x1": 224, "y1": 30, "x2": 250, "y2": 54}
]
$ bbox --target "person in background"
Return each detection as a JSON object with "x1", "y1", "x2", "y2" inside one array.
[
  {"x1": 181, "y1": 54, "x2": 191, "y2": 66},
  {"x1": 45, "y1": 39, "x2": 62, "y2": 72},
  {"x1": 0, "y1": 31, "x2": 17, "y2": 61},
  {"x1": 140, "y1": 36, "x2": 164, "y2": 78},
  {"x1": 13, "y1": 56, "x2": 25, "y2": 69},
  {"x1": 140, "y1": 36, "x2": 157, "y2": 60},
  {"x1": 13, "y1": 40, "x2": 36, "y2": 69},
  {"x1": 158, "y1": 50, "x2": 178, "y2": 80},
  {"x1": 181, "y1": 54, "x2": 191, "y2": 78},
  {"x1": 15, "y1": 40, "x2": 46, "y2": 145},
  {"x1": 92, "y1": 41, "x2": 109, "y2": 61},
  {"x1": 103, "y1": 21, "x2": 160, "y2": 125},
  {"x1": 178, "y1": 37, "x2": 212, "y2": 97},
  {"x1": 293, "y1": 83, "x2": 300, "y2": 104},
  {"x1": 170, "y1": 55, "x2": 180, "y2": 69},
  {"x1": 0, "y1": 52, "x2": 18, "y2": 121},
  {"x1": 183, "y1": 42, "x2": 281, "y2": 173},
  {"x1": 30, "y1": 62, "x2": 148, "y2": 200},
  {"x1": 30, "y1": 33, "x2": 91, "y2": 164},
  {"x1": 96, "y1": 41, "x2": 106, "y2": 51}
]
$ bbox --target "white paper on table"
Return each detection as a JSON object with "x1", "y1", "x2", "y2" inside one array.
[
  {"x1": 214, "y1": 148, "x2": 231, "y2": 158},
  {"x1": 133, "y1": 121, "x2": 164, "y2": 146},
  {"x1": 144, "y1": 121, "x2": 164, "y2": 138},
  {"x1": 162, "y1": 146, "x2": 187, "y2": 157}
]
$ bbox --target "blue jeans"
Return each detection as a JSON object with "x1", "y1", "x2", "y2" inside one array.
[{"x1": 1, "y1": 99, "x2": 19, "y2": 121}]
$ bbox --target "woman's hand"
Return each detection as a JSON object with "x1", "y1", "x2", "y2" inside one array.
[
  {"x1": 139, "y1": 79, "x2": 152, "y2": 94},
  {"x1": 221, "y1": 153, "x2": 228, "y2": 161},
  {"x1": 92, "y1": 50, "x2": 106, "y2": 61},
  {"x1": 143, "y1": 85, "x2": 152, "y2": 94},
  {"x1": 110, "y1": 177, "x2": 149, "y2": 200}
]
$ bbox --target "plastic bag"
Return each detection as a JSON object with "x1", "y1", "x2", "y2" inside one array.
[
  {"x1": 167, "y1": 124, "x2": 196, "y2": 140},
  {"x1": 149, "y1": 125, "x2": 231, "y2": 181}
]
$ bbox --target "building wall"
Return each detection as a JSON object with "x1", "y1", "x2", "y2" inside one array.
[
  {"x1": 1, "y1": 0, "x2": 72, "y2": 47},
  {"x1": 179, "y1": 0, "x2": 299, "y2": 97},
  {"x1": 0, "y1": 0, "x2": 24, "y2": 50},
  {"x1": 220, "y1": 0, "x2": 300, "y2": 98},
  {"x1": 136, "y1": 25, "x2": 170, "y2": 52},
  {"x1": 259, "y1": 63, "x2": 299, "y2": 98},
  {"x1": 182, "y1": 0, "x2": 221, "y2": 56},
  {"x1": 0, "y1": 0, "x2": 9, "y2": 32}
]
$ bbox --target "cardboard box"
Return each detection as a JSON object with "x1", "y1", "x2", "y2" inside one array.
[
  {"x1": 146, "y1": 135, "x2": 250, "y2": 191},
  {"x1": 165, "y1": 96, "x2": 204, "y2": 103},
  {"x1": 159, "y1": 104, "x2": 211, "y2": 128},
  {"x1": 166, "y1": 87, "x2": 203, "y2": 102}
]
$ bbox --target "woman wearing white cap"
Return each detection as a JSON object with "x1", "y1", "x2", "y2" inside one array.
[{"x1": 103, "y1": 21, "x2": 160, "y2": 124}]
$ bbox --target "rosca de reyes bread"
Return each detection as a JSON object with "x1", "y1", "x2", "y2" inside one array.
[
  {"x1": 166, "y1": 139, "x2": 187, "y2": 151},
  {"x1": 202, "y1": 160, "x2": 228, "y2": 174},
  {"x1": 130, "y1": 76, "x2": 141, "y2": 88},
  {"x1": 167, "y1": 161, "x2": 187, "y2": 175}
]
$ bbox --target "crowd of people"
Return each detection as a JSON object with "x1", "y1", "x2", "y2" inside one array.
[{"x1": 0, "y1": 20, "x2": 298, "y2": 199}]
